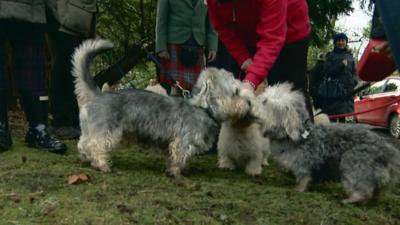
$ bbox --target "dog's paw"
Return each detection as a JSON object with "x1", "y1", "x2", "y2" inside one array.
[
  {"x1": 98, "y1": 165, "x2": 111, "y2": 172},
  {"x1": 245, "y1": 166, "x2": 262, "y2": 177},
  {"x1": 218, "y1": 159, "x2": 236, "y2": 170},
  {"x1": 91, "y1": 161, "x2": 111, "y2": 172},
  {"x1": 341, "y1": 192, "x2": 366, "y2": 204},
  {"x1": 262, "y1": 158, "x2": 269, "y2": 167},
  {"x1": 294, "y1": 177, "x2": 311, "y2": 192}
]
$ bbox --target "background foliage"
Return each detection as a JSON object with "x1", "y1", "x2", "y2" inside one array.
[{"x1": 93, "y1": 0, "x2": 371, "y2": 86}]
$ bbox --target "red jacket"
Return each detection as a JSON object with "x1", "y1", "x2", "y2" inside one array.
[{"x1": 207, "y1": 0, "x2": 311, "y2": 86}]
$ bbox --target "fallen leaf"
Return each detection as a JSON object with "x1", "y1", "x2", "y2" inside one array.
[
  {"x1": 68, "y1": 173, "x2": 90, "y2": 185},
  {"x1": 68, "y1": 175, "x2": 79, "y2": 185},
  {"x1": 78, "y1": 173, "x2": 89, "y2": 181}
]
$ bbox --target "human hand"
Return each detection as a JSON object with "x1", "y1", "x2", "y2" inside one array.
[
  {"x1": 342, "y1": 59, "x2": 348, "y2": 66},
  {"x1": 239, "y1": 80, "x2": 256, "y2": 99},
  {"x1": 158, "y1": 51, "x2": 170, "y2": 60},
  {"x1": 240, "y1": 58, "x2": 253, "y2": 72},
  {"x1": 207, "y1": 50, "x2": 217, "y2": 62}
]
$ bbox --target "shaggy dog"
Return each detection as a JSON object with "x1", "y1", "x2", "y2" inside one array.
[
  {"x1": 72, "y1": 39, "x2": 251, "y2": 177},
  {"x1": 255, "y1": 82, "x2": 400, "y2": 203},
  {"x1": 191, "y1": 69, "x2": 270, "y2": 177}
]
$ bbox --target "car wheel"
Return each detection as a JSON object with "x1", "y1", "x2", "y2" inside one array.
[{"x1": 389, "y1": 114, "x2": 400, "y2": 138}]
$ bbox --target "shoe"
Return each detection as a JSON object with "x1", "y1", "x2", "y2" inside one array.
[
  {"x1": 49, "y1": 126, "x2": 81, "y2": 140},
  {"x1": 0, "y1": 122, "x2": 11, "y2": 151},
  {"x1": 25, "y1": 124, "x2": 67, "y2": 154}
]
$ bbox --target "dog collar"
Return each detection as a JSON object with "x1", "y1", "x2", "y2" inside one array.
[{"x1": 301, "y1": 119, "x2": 313, "y2": 140}]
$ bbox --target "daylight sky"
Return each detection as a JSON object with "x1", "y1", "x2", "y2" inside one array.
[{"x1": 336, "y1": 1, "x2": 372, "y2": 57}]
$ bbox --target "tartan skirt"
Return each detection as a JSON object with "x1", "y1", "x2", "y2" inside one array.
[
  {"x1": 158, "y1": 44, "x2": 205, "y2": 92},
  {"x1": 0, "y1": 33, "x2": 47, "y2": 92}
]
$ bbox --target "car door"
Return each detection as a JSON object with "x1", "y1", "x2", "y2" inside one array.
[
  {"x1": 377, "y1": 78, "x2": 400, "y2": 125},
  {"x1": 355, "y1": 80, "x2": 387, "y2": 124}
]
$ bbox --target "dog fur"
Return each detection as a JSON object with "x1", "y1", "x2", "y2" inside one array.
[
  {"x1": 72, "y1": 39, "x2": 228, "y2": 177},
  {"x1": 191, "y1": 68, "x2": 270, "y2": 176},
  {"x1": 255, "y1": 82, "x2": 400, "y2": 203}
]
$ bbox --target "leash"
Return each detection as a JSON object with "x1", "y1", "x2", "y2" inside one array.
[
  {"x1": 102, "y1": 51, "x2": 136, "y2": 89},
  {"x1": 327, "y1": 96, "x2": 400, "y2": 119},
  {"x1": 142, "y1": 44, "x2": 192, "y2": 99}
]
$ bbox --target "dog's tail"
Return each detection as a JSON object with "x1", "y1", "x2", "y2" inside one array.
[{"x1": 72, "y1": 39, "x2": 114, "y2": 105}]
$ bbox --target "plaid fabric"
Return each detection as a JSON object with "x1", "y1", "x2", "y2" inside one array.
[
  {"x1": 159, "y1": 44, "x2": 205, "y2": 92},
  {"x1": 0, "y1": 33, "x2": 47, "y2": 92},
  {"x1": 10, "y1": 34, "x2": 48, "y2": 92}
]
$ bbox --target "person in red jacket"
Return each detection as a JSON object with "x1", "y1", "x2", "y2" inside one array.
[{"x1": 207, "y1": 0, "x2": 313, "y2": 120}]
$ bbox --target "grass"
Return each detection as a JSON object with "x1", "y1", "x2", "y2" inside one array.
[{"x1": 1, "y1": 140, "x2": 400, "y2": 225}]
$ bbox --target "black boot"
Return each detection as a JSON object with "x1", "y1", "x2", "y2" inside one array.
[
  {"x1": 0, "y1": 121, "x2": 11, "y2": 151},
  {"x1": 25, "y1": 124, "x2": 67, "y2": 154},
  {"x1": 0, "y1": 91, "x2": 11, "y2": 151}
]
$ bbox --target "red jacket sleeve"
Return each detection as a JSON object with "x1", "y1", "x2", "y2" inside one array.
[
  {"x1": 244, "y1": 0, "x2": 288, "y2": 86},
  {"x1": 207, "y1": 1, "x2": 252, "y2": 66}
]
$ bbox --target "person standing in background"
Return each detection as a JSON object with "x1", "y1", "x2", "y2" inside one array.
[
  {"x1": 207, "y1": 0, "x2": 314, "y2": 120},
  {"x1": 156, "y1": 0, "x2": 218, "y2": 96},
  {"x1": 46, "y1": 0, "x2": 97, "y2": 139},
  {"x1": 0, "y1": 0, "x2": 66, "y2": 153},
  {"x1": 310, "y1": 33, "x2": 358, "y2": 122}
]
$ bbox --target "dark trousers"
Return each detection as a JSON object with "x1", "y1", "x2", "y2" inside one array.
[
  {"x1": 211, "y1": 39, "x2": 245, "y2": 80},
  {"x1": 268, "y1": 37, "x2": 314, "y2": 121},
  {"x1": 0, "y1": 29, "x2": 49, "y2": 128},
  {"x1": 47, "y1": 31, "x2": 81, "y2": 128}
]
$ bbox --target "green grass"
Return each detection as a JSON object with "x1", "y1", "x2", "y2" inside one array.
[{"x1": 1, "y1": 140, "x2": 399, "y2": 225}]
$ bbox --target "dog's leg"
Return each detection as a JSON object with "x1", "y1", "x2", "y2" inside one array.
[
  {"x1": 294, "y1": 176, "x2": 312, "y2": 192},
  {"x1": 83, "y1": 133, "x2": 119, "y2": 172},
  {"x1": 262, "y1": 157, "x2": 269, "y2": 167},
  {"x1": 167, "y1": 137, "x2": 187, "y2": 178},
  {"x1": 89, "y1": 139, "x2": 112, "y2": 172},
  {"x1": 77, "y1": 136, "x2": 92, "y2": 162},
  {"x1": 342, "y1": 191, "x2": 368, "y2": 204},
  {"x1": 261, "y1": 145, "x2": 270, "y2": 167},
  {"x1": 245, "y1": 152, "x2": 263, "y2": 176},
  {"x1": 217, "y1": 155, "x2": 236, "y2": 170}
]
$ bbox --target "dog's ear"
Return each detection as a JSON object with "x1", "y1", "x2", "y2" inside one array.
[
  {"x1": 190, "y1": 77, "x2": 213, "y2": 108},
  {"x1": 282, "y1": 105, "x2": 305, "y2": 142}
]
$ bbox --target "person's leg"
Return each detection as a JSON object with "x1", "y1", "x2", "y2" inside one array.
[
  {"x1": 0, "y1": 37, "x2": 11, "y2": 151},
  {"x1": 214, "y1": 40, "x2": 244, "y2": 80},
  {"x1": 10, "y1": 31, "x2": 66, "y2": 153},
  {"x1": 267, "y1": 38, "x2": 314, "y2": 122},
  {"x1": 47, "y1": 31, "x2": 81, "y2": 139}
]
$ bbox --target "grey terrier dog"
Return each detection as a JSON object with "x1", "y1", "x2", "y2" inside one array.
[
  {"x1": 72, "y1": 39, "x2": 251, "y2": 177},
  {"x1": 191, "y1": 69, "x2": 270, "y2": 177},
  {"x1": 255, "y1": 82, "x2": 400, "y2": 203}
]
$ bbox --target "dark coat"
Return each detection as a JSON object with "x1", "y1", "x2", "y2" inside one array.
[{"x1": 310, "y1": 48, "x2": 358, "y2": 115}]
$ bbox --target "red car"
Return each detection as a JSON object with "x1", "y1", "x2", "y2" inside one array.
[{"x1": 354, "y1": 76, "x2": 400, "y2": 138}]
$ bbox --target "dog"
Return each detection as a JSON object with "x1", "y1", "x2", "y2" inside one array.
[
  {"x1": 255, "y1": 82, "x2": 400, "y2": 203},
  {"x1": 72, "y1": 40, "x2": 253, "y2": 177},
  {"x1": 190, "y1": 68, "x2": 270, "y2": 176},
  {"x1": 217, "y1": 118, "x2": 270, "y2": 176}
]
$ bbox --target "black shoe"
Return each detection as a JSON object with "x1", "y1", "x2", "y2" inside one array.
[
  {"x1": 25, "y1": 124, "x2": 67, "y2": 154},
  {"x1": 0, "y1": 122, "x2": 11, "y2": 151},
  {"x1": 49, "y1": 126, "x2": 81, "y2": 140}
]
